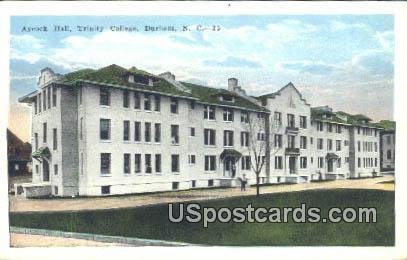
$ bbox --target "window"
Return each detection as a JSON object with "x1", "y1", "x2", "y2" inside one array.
[
  {"x1": 387, "y1": 150, "x2": 392, "y2": 159},
  {"x1": 171, "y1": 125, "x2": 179, "y2": 144},
  {"x1": 43, "y1": 123, "x2": 47, "y2": 143},
  {"x1": 274, "y1": 112, "x2": 282, "y2": 124},
  {"x1": 52, "y1": 86, "x2": 57, "y2": 107},
  {"x1": 189, "y1": 155, "x2": 196, "y2": 164},
  {"x1": 336, "y1": 140, "x2": 341, "y2": 151},
  {"x1": 375, "y1": 158, "x2": 377, "y2": 167},
  {"x1": 170, "y1": 98, "x2": 178, "y2": 114},
  {"x1": 134, "y1": 122, "x2": 141, "y2": 141},
  {"x1": 288, "y1": 135, "x2": 295, "y2": 148},
  {"x1": 336, "y1": 125, "x2": 342, "y2": 133},
  {"x1": 80, "y1": 117, "x2": 83, "y2": 140},
  {"x1": 318, "y1": 157, "x2": 324, "y2": 168},
  {"x1": 386, "y1": 135, "x2": 391, "y2": 145},
  {"x1": 100, "y1": 119, "x2": 110, "y2": 140},
  {"x1": 205, "y1": 156, "x2": 216, "y2": 171},
  {"x1": 100, "y1": 153, "x2": 111, "y2": 175},
  {"x1": 241, "y1": 111, "x2": 249, "y2": 123},
  {"x1": 300, "y1": 157, "x2": 307, "y2": 169},
  {"x1": 300, "y1": 116, "x2": 307, "y2": 129},
  {"x1": 34, "y1": 133, "x2": 38, "y2": 150},
  {"x1": 123, "y1": 120, "x2": 130, "y2": 141},
  {"x1": 54, "y1": 186, "x2": 58, "y2": 195},
  {"x1": 38, "y1": 93, "x2": 41, "y2": 113},
  {"x1": 374, "y1": 142, "x2": 378, "y2": 152},
  {"x1": 287, "y1": 114, "x2": 295, "y2": 128},
  {"x1": 317, "y1": 138, "x2": 323, "y2": 150},
  {"x1": 171, "y1": 154, "x2": 179, "y2": 172},
  {"x1": 327, "y1": 139, "x2": 333, "y2": 151},
  {"x1": 274, "y1": 134, "x2": 282, "y2": 148},
  {"x1": 204, "y1": 105, "x2": 216, "y2": 120},
  {"x1": 172, "y1": 182, "x2": 179, "y2": 190},
  {"x1": 204, "y1": 129, "x2": 216, "y2": 146},
  {"x1": 358, "y1": 157, "x2": 361, "y2": 168},
  {"x1": 241, "y1": 132, "x2": 249, "y2": 147},
  {"x1": 78, "y1": 86, "x2": 82, "y2": 105},
  {"x1": 344, "y1": 140, "x2": 349, "y2": 146},
  {"x1": 223, "y1": 130, "x2": 234, "y2": 146},
  {"x1": 345, "y1": 157, "x2": 349, "y2": 163},
  {"x1": 208, "y1": 180, "x2": 214, "y2": 187},
  {"x1": 134, "y1": 154, "x2": 141, "y2": 173},
  {"x1": 300, "y1": 136, "x2": 307, "y2": 149},
  {"x1": 52, "y1": 128, "x2": 57, "y2": 150},
  {"x1": 223, "y1": 108, "x2": 234, "y2": 122},
  {"x1": 145, "y1": 154, "x2": 152, "y2": 173},
  {"x1": 34, "y1": 99, "x2": 37, "y2": 114},
  {"x1": 154, "y1": 95, "x2": 161, "y2": 111},
  {"x1": 241, "y1": 156, "x2": 251, "y2": 170},
  {"x1": 191, "y1": 180, "x2": 196, "y2": 188},
  {"x1": 134, "y1": 92, "x2": 141, "y2": 109},
  {"x1": 101, "y1": 186, "x2": 110, "y2": 195},
  {"x1": 337, "y1": 158, "x2": 341, "y2": 168},
  {"x1": 310, "y1": 137, "x2": 313, "y2": 145},
  {"x1": 190, "y1": 127, "x2": 195, "y2": 137},
  {"x1": 100, "y1": 88, "x2": 110, "y2": 106},
  {"x1": 145, "y1": 122, "x2": 151, "y2": 142},
  {"x1": 257, "y1": 132, "x2": 265, "y2": 141},
  {"x1": 327, "y1": 123, "x2": 333, "y2": 133},
  {"x1": 124, "y1": 153, "x2": 130, "y2": 174},
  {"x1": 54, "y1": 164, "x2": 58, "y2": 175},
  {"x1": 35, "y1": 165, "x2": 39, "y2": 175},
  {"x1": 189, "y1": 101, "x2": 195, "y2": 110},
  {"x1": 358, "y1": 141, "x2": 361, "y2": 152},
  {"x1": 155, "y1": 154, "x2": 161, "y2": 173},
  {"x1": 43, "y1": 89, "x2": 46, "y2": 111},
  {"x1": 47, "y1": 87, "x2": 51, "y2": 109},
  {"x1": 275, "y1": 156, "x2": 283, "y2": 169},
  {"x1": 317, "y1": 122, "x2": 323, "y2": 131},
  {"x1": 144, "y1": 94, "x2": 151, "y2": 111},
  {"x1": 123, "y1": 90, "x2": 129, "y2": 108},
  {"x1": 154, "y1": 123, "x2": 161, "y2": 143}
]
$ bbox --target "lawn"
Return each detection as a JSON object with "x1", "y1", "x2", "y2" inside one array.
[{"x1": 9, "y1": 189, "x2": 394, "y2": 246}]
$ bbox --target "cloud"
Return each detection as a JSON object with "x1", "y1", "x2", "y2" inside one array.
[
  {"x1": 351, "y1": 50, "x2": 393, "y2": 76},
  {"x1": 330, "y1": 21, "x2": 371, "y2": 32},
  {"x1": 278, "y1": 61, "x2": 341, "y2": 75},
  {"x1": 203, "y1": 56, "x2": 262, "y2": 68},
  {"x1": 376, "y1": 30, "x2": 394, "y2": 50}
]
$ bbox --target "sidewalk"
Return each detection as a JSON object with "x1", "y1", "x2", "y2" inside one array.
[{"x1": 9, "y1": 175, "x2": 394, "y2": 213}]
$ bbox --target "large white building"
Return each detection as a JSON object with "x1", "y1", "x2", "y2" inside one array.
[{"x1": 17, "y1": 64, "x2": 384, "y2": 197}]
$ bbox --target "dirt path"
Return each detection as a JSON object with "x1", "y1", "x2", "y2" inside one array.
[
  {"x1": 10, "y1": 233, "x2": 126, "y2": 247},
  {"x1": 9, "y1": 175, "x2": 394, "y2": 213}
]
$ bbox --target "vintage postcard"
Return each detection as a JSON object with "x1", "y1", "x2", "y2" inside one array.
[{"x1": 1, "y1": 1, "x2": 406, "y2": 259}]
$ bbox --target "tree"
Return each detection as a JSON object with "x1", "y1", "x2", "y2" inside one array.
[{"x1": 244, "y1": 112, "x2": 284, "y2": 197}]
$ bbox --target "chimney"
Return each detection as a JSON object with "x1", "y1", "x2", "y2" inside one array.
[{"x1": 228, "y1": 78, "x2": 238, "y2": 91}]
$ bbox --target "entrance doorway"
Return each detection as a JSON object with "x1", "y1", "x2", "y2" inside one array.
[
  {"x1": 43, "y1": 160, "x2": 50, "y2": 182},
  {"x1": 289, "y1": 157, "x2": 297, "y2": 174},
  {"x1": 224, "y1": 156, "x2": 236, "y2": 178},
  {"x1": 327, "y1": 159, "x2": 334, "y2": 173}
]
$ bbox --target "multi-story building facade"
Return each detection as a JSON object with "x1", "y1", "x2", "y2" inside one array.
[
  {"x1": 380, "y1": 129, "x2": 396, "y2": 172},
  {"x1": 17, "y1": 64, "x2": 384, "y2": 197}
]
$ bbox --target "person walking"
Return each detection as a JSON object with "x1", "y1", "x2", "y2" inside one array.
[{"x1": 241, "y1": 174, "x2": 248, "y2": 191}]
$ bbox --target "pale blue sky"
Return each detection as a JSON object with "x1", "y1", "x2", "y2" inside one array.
[{"x1": 10, "y1": 15, "x2": 394, "y2": 121}]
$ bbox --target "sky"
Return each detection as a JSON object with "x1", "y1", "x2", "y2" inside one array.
[{"x1": 9, "y1": 15, "x2": 394, "y2": 142}]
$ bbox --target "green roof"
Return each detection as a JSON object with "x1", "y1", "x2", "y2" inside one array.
[
  {"x1": 56, "y1": 64, "x2": 190, "y2": 97},
  {"x1": 54, "y1": 64, "x2": 266, "y2": 112},
  {"x1": 311, "y1": 107, "x2": 380, "y2": 128},
  {"x1": 372, "y1": 120, "x2": 396, "y2": 130},
  {"x1": 181, "y1": 82, "x2": 267, "y2": 112}
]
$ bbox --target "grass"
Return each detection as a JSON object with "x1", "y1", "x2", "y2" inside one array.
[{"x1": 9, "y1": 189, "x2": 394, "y2": 246}]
